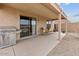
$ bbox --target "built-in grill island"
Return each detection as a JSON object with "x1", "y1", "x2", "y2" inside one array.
[{"x1": 0, "y1": 26, "x2": 21, "y2": 48}]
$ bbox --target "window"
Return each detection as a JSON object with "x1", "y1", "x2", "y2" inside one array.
[
  {"x1": 46, "y1": 20, "x2": 52, "y2": 30},
  {"x1": 20, "y1": 16, "x2": 36, "y2": 37}
]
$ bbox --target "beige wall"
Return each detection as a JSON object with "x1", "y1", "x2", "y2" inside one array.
[
  {"x1": 61, "y1": 22, "x2": 79, "y2": 33},
  {"x1": 0, "y1": 5, "x2": 55, "y2": 40},
  {"x1": 67, "y1": 23, "x2": 79, "y2": 32},
  {"x1": 0, "y1": 5, "x2": 20, "y2": 29},
  {"x1": 61, "y1": 23, "x2": 66, "y2": 32},
  {"x1": 37, "y1": 16, "x2": 47, "y2": 35},
  {"x1": 0, "y1": 5, "x2": 20, "y2": 40}
]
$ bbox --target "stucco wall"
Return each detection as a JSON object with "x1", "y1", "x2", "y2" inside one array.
[
  {"x1": 61, "y1": 23, "x2": 66, "y2": 32},
  {"x1": 0, "y1": 5, "x2": 20, "y2": 29},
  {"x1": 61, "y1": 22, "x2": 79, "y2": 33},
  {"x1": 67, "y1": 23, "x2": 79, "y2": 32},
  {"x1": 37, "y1": 16, "x2": 47, "y2": 35},
  {"x1": 0, "y1": 5, "x2": 20, "y2": 40}
]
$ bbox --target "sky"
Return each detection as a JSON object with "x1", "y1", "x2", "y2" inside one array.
[{"x1": 60, "y1": 3, "x2": 79, "y2": 23}]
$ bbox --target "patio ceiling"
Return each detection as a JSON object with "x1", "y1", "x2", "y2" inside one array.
[{"x1": 3, "y1": 3, "x2": 66, "y2": 20}]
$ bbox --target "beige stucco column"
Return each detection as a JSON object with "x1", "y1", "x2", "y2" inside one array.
[
  {"x1": 66, "y1": 19, "x2": 67, "y2": 34},
  {"x1": 58, "y1": 13, "x2": 62, "y2": 40}
]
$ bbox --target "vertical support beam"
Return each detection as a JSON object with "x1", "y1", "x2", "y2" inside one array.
[
  {"x1": 66, "y1": 19, "x2": 67, "y2": 34},
  {"x1": 52, "y1": 21, "x2": 54, "y2": 32},
  {"x1": 58, "y1": 13, "x2": 61, "y2": 40}
]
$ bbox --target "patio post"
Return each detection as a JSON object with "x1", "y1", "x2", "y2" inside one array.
[
  {"x1": 58, "y1": 13, "x2": 62, "y2": 40},
  {"x1": 66, "y1": 19, "x2": 67, "y2": 34}
]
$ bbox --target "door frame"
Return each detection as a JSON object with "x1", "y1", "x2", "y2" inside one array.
[{"x1": 20, "y1": 15, "x2": 37, "y2": 38}]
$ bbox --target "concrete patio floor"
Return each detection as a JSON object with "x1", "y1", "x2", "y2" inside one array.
[
  {"x1": 48, "y1": 33, "x2": 79, "y2": 56},
  {"x1": 0, "y1": 32, "x2": 65, "y2": 56}
]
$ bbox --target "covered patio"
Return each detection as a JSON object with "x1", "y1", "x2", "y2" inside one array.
[
  {"x1": 0, "y1": 3, "x2": 67, "y2": 56},
  {"x1": 2, "y1": 3, "x2": 67, "y2": 40},
  {"x1": 0, "y1": 32, "x2": 65, "y2": 56}
]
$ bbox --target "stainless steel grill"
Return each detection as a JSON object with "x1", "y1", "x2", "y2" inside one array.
[{"x1": 0, "y1": 26, "x2": 17, "y2": 48}]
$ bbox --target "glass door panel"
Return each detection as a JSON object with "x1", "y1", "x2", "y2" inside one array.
[
  {"x1": 20, "y1": 17, "x2": 30, "y2": 37},
  {"x1": 20, "y1": 16, "x2": 36, "y2": 37},
  {"x1": 32, "y1": 20, "x2": 36, "y2": 35}
]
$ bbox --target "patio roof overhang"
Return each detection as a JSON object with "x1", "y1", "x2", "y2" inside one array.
[{"x1": 3, "y1": 3, "x2": 67, "y2": 20}]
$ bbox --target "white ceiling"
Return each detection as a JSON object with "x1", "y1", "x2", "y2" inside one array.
[{"x1": 4, "y1": 3, "x2": 62, "y2": 19}]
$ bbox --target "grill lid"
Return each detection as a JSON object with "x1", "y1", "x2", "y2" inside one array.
[
  {"x1": 0, "y1": 26, "x2": 21, "y2": 33},
  {"x1": 0, "y1": 26, "x2": 16, "y2": 32}
]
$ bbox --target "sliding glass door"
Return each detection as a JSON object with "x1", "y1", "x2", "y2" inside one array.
[{"x1": 20, "y1": 16, "x2": 36, "y2": 37}]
